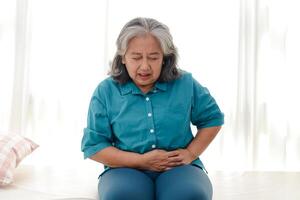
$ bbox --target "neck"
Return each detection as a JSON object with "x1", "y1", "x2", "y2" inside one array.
[{"x1": 139, "y1": 85, "x2": 153, "y2": 94}]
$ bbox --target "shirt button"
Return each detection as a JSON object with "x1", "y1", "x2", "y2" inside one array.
[
  {"x1": 150, "y1": 129, "x2": 154, "y2": 133},
  {"x1": 145, "y1": 97, "x2": 150, "y2": 101},
  {"x1": 153, "y1": 90, "x2": 157, "y2": 93},
  {"x1": 152, "y1": 144, "x2": 156, "y2": 148},
  {"x1": 148, "y1": 113, "x2": 152, "y2": 117}
]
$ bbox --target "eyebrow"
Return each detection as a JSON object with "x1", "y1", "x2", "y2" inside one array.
[
  {"x1": 130, "y1": 52, "x2": 161, "y2": 56},
  {"x1": 149, "y1": 52, "x2": 161, "y2": 56}
]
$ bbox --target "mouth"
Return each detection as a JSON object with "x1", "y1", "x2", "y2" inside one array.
[{"x1": 138, "y1": 73, "x2": 152, "y2": 80}]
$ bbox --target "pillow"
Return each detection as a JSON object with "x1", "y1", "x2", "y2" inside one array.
[{"x1": 0, "y1": 134, "x2": 38, "y2": 186}]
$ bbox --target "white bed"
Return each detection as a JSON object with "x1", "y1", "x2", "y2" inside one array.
[
  {"x1": 1, "y1": 165, "x2": 300, "y2": 200},
  {"x1": 211, "y1": 171, "x2": 300, "y2": 200},
  {"x1": 0, "y1": 164, "x2": 99, "y2": 200}
]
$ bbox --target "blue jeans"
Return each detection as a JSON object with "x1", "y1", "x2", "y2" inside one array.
[{"x1": 98, "y1": 164, "x2": 213, "y2": 200}]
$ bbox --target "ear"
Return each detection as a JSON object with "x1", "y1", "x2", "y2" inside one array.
[{"x1": 121, "y1": 56, "x2": 126, "y2": 64}]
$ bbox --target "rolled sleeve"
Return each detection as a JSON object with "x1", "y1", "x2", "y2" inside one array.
[
  {"x1": 81, "y1": 90, "x2": 113, "y2": 159},
  {"x1": 191, "y1": 78, "x2": 224, "y2": 129}
]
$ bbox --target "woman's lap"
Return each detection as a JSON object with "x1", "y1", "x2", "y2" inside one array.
[
  {"x1": 155, "y1": 165, "x2": 213, "y2": 200},
  {"x1": 98, "y1": 165, "x2": 212, "y2": 200},
  {"x1": 99, "y1": 168, "x2": 155, "y2": 200}
]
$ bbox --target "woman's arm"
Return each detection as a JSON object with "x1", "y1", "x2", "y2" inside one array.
[
  {"x1": 164, "y1": 126, "x2": 222, "y2": 167},
  {"x1": 90, "y1": 146, "x2": 141, "y2": 168},
  {"x1": 90, "y1": 126, "x2": 221, "y2": 170},
  {"x1": 90, "y1": 146, "x2": 180, "y2": 171},
  {"x1": 187, "y1": 126, "x2": 222, "y2": 158}
]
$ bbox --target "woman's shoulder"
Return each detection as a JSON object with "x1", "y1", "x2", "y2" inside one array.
[
  {"x1": 177, "y1": 70, "x2": 204, "y2": 86},
  {"x1": 92, "y1": 76, "x2": 118, "y2": 97},
  {"x1": 178, "y1": 70, "x2": 192, "y2": 79},
  {"x1": 173, "y1": 70, "x2": 206, "y2": 92},
  {"x1": 173, "y1": 69, "x2": 194, "y2": 85},
  {"x1": 96, "y1": 76, "x2": 118, "y2": 89}
]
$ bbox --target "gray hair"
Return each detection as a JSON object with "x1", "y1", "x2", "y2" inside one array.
[{"x1": 109, "y1": 17, "x2": 181, "y2": 84}]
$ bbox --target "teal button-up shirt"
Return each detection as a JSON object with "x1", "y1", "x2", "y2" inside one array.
[{"x1": 81, "y1": 71, "x2": 224, "y2": 174}]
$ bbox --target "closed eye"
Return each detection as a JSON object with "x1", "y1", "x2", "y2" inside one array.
[
  {"x1": 148, "y1": 57, "x2": 159, "y2": 60},
  {"x1": 132, "y1": 57, "x2": 142, "y2": 60}
]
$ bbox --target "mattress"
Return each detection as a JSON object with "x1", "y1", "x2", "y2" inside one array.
[
  {"x1": 211, "y1": 171, "x2": 300, "y2": 200},
  {"x1": 0, "y1": 164, "x2": 99, "y2": 200},
  {"x1": 1, "y1": 165, "x2": 300, "y2": 200}
]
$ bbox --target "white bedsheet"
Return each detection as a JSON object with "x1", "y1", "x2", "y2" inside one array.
[
  {"x1": 0, "y1": 164, "x2": 99, "y2": 200},
  {"x1": 1, "y1": 165, "x2": 300, "y2": 200},
  {"x1": 211, "y1": 171, "x2": 300, "y2": 200}
]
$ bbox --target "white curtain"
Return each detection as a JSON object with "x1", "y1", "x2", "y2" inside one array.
[
  {"x1": 0, "y1": 0, "x2": 299, "y2": 171},
  {"x1": 0, "y1": 0, "x2": 16, "y2": 132},
  {"x1": 232, "y1": 0, "x2": 300, "y2": 171}
]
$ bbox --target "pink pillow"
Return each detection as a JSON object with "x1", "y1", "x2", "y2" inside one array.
[{"x1": 0, "y1": 134, "x2": 38, "y2": 186}]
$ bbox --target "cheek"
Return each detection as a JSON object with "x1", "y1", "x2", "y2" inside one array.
[
  {"x1": 125, "y1": 65, "x2": 137, "y2": 77},
  {"x1": 154, "y1": 65, "x2": 163, "y2": 75}
]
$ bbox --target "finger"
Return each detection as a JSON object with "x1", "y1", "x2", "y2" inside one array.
[
  {"x1": 159, "y1": 165, "x2": 169, "y2": 171},
  {"x1": 167, "y1": 150, "x2": 180, "y2": 157},
  {"x1": 166, "y1": 161, "x2": 183, "y2": 167},
  {"x1": 152, "y1": 165, "x2": 164, "y2": 172},
  {"x1": 164, "y1": 167, "x2": 173, "y2": 171},
  {"x1": 159, "y1": 160, "x2": 171, "y2": 167},
  {"x1": 167, "y1": 156, "x2": 183, "y2": 162}
]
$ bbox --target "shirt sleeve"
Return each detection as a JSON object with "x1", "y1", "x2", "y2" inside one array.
[
  {"x1": 81, "y1": 86, "x2": 113, "y2": 159},
  {"x1": 191, "y1": 78, "x2": 224, "y2": 129}
]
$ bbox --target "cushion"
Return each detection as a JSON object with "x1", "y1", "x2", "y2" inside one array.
[{"x1": 0, "y1": 134, "x2": 38, "y2": 186}]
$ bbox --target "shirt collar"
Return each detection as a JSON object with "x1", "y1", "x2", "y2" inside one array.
[
  {"x1": 120, "y1": 80, "x2": 168, "y2": 96},
  {"x1": 120, "y1": 81, "x2": 135, "y2": 95},
  {"x1": 154, "y1": 81, "x2": 168, "y2": 92}
]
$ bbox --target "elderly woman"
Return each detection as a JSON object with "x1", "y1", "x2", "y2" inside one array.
[{"x1": 81, "y1": 17, "x2": 224, "y2": 200}]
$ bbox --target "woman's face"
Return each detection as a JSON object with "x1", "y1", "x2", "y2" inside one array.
[{"x1": 122, "y1": 34, "x2": 163, "y2": 93}]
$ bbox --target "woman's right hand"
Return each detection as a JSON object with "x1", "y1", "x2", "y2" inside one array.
[{"x1": 139, "y1": 149, "x2": 182, "y2": 171}]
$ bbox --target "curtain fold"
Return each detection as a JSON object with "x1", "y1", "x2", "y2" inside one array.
[
  {"x1": 235, "y1": 0, "x2": 258, "y2": 170},
  {"x1": 9, "y1": 0, "x2": 31, "y2": 135},
  {"x1": 0, "y1": 0, "x2": 16, "y2": 132}
]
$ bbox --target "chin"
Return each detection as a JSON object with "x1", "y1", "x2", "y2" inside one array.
[{"x1": 139, "y1": 79, "x2": 155, "y2": 85}]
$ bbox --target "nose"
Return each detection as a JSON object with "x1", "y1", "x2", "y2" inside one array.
[{"x1": 139, "y1": 58, "x2": 150, "y2": 70}]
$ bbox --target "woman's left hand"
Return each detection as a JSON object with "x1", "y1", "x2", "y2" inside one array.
[{"x1": 165, "y1": 148, "x2": 197, "y2": 170}]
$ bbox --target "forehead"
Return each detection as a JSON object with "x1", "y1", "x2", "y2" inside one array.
[{"x1": 126, "y1": 34, "x2": 163, "y2": 54}]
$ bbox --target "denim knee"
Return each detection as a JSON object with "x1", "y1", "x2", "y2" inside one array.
[
  {"x1": 98, "y1": 168, "x2": 154, "y2": 200},
  {"x1": 100, "y1": 185, "x2": 148, "y2": 200},
  {"x1": 187, "y1": 185, "x2": 212, "y2": 200}
]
